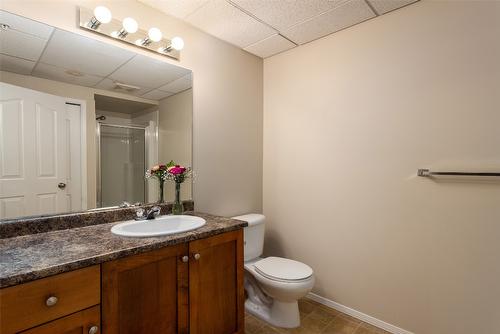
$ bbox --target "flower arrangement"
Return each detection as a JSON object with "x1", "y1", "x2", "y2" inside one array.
[
  {"x1": 146, "y1": 161, "x2": 192, "y2": 214},
  {"x1": 145, "y1": 164, "x2": 169, "y2": 203}
]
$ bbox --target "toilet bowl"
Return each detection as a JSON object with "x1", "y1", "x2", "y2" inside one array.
[{"x1": 232, "y1": 214, "x2": 314, "y2": 328}]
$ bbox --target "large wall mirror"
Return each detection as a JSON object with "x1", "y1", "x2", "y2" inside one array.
[{"x1": 0, "y1": 10, "x2": 193, "y2": 220}]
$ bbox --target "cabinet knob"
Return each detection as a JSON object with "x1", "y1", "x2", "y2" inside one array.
[
  {"x1": 181, "y1": 255, "x2": 189, "y2": 263},
  {"x1": 45, "y1": 296, "x2": 58, "y2": 307},
  {"x1": 89, "y1": 325, "x2": 99, "y2": 334},
  {"x1": 193, "y1": 253, "x2": 201, "y2": 260}
]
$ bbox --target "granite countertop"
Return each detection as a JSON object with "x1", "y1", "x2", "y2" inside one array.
[{"x1": 0, "y1": 212, "x2": 247, "y2": 288}]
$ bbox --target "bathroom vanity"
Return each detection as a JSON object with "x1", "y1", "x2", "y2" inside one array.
[{"x1": 0, "y1": 208, "x2": 247, "y2": 334}]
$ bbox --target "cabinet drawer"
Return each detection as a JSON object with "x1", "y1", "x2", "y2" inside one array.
[
  {"x1": 0, "y1": 265, "x2": 100, "y2": 334},
  {"x1": 19, "y1": 305, "x2": 100, "y2": 334}
]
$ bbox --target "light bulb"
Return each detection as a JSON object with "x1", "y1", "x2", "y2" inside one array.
[
  {"x1": 148, "y1": 27, "x2": 162, "y2": 42},
  {"x1": 170, "y1": 36, "x2": 184, "y2": 51},
  {"x1": 93, "y1": 6, "x2": 112, "y2": 24},
  {"x1": 122, "y1": 17, "x2": 138, "y2": 34}
]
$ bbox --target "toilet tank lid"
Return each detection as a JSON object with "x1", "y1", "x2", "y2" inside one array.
[{"x1": 232, "y1": 213, "x2": 265, "y2": 226}]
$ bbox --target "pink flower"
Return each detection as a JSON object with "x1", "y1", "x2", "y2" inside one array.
[{"x1": 168, "y1": 165, "x2": 186, "y2": 175}]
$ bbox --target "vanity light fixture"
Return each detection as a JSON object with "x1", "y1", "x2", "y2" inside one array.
[
  {"x1": 79, "y1": 6, "x2": 183, "y2": 60},
  {"x1": 111, "y1": 17, "x2": 138, "y2": 38},
  {"x1": 88, "y1": 6, "x2": 112, "y2": 29},
  {"x1": 137, "y1": 27, "x2": 162, "y2": 46},
  {"x1": 158, "y1": 36, "x2": 185, "y2": 53}
]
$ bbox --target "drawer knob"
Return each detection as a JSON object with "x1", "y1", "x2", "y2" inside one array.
[
  {"x1": 181, "y1": 255, "x2": 189, "y2": 263},
  {"x1": 45, "y1": 296, "x2": 58, "y2": 307},
  {"x1": 193, "y1": 253, "x2": 201, "y2": 260},
  {"x1": 89, "y1": 325, "x2": 99, "y2": 334}
]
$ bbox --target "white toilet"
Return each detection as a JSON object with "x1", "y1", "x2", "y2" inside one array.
[{"x1": 232, "y1": 214, "x2": 315, "y2": 328}]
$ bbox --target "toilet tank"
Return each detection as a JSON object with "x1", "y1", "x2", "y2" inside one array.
[{"x1": 232, "y1": 214, "x2": 265, "y2": 262}]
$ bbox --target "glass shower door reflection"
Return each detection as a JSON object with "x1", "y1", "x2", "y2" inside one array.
[{"x1": 99, "y1": 125, "x2": 146, "y2": 207}]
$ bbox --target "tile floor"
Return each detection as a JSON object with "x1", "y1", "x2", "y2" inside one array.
[{"x1": 245, "y1": 298, "x2": 390, "y2": 334}]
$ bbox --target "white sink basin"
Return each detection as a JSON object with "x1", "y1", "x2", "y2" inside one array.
[{"x1": 111, "y1": 215, "x2": 206, "y2": 237}]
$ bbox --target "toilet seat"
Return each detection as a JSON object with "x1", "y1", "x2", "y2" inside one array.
[{"x1": 254, "y1": 257, "x2": 313, "y2": 283}]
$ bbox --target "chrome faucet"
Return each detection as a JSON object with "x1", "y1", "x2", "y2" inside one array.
[
  {"x1": 135, "y1": 206, "x2": 161, "y2": 220},
  {"x1": 120, "y1": 201, "x2": 142, "y2": 208}
]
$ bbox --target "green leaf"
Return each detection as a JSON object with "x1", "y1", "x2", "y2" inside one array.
[{"x1": 166, "y1": 160, "x2": 176, "y2": 168}]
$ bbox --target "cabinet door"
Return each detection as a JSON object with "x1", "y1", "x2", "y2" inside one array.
[
  {"x1": 102, "y1": 244, "x2": 189, "y2": 334},
  {"x1": 189, "y1": 230, "x2": 244, "y2": 334},
  {"x1": 19, "y1": 306, "x2": 100, "y2": 334}
]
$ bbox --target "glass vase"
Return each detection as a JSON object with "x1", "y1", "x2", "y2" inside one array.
[
  {"x1": 158, "y1": 180, "x2": 165, "y2": 203},
  {"x1": 172, "y1": 182, "x2": 183, "y2": 215}
]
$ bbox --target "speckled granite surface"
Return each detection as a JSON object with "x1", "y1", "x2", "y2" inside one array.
[
  {"x1": 0, "y1": 212, "x2": 247, "y2": 288},
  {"x1": 0, "y1": 201, "x2": 194, "y2": 239}
]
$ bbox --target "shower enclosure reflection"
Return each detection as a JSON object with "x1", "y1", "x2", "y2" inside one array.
[{"x1": 98, "y1": 124, "x2": 146, "y2": 207}]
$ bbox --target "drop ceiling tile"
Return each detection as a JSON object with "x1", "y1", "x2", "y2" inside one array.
[
  {"x1": 138, "y1": 0, "x2": 210, "y2": 19},
  {"x1": 230, "y1": 0, "x2": 349, "y2": 31},
  {"x1": 244, "y1": 34, "x2": 296, "y2": 58},
  {"x1": 0, "y1": 28, "x2": 47, "y2": 61},
  {"x1": 39, "y1": 29, "x2": 135, "y2": 77},
  {"x1": 32, "y1": 62, "x2": 103, "y2": 87},
  {"x1": 282, "y1": 0, "x2": 375, "y2": 45},
  {"x1": 0, "y1": 54, "x2": 36, "y2": 75},
  {"x1": 141, "y1": 89, "x2": 175, "y2": 100},
  {"x1": 94, "y1": 78, "x2": 152, "y2": 96},
  {"x1": 367, "y1": 0, "x2": 419, "y2": 15},
  {"x1": 158, "y1": 73, "x2": 192, "y2": 93},
  {"x1": 110, "y1": 54, "x2": 190, "y2": 90},
  {"x1": 0, "y1": 10, "x2": 54, "y2": 39},
  {"x1": 185, "y1": 0, "x2": 277, "y2": 48}
]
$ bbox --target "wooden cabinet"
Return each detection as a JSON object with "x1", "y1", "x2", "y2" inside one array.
[
  {"x1": 1, "y1": 229, "x2": 244, "y2": 334},
  {"x1": 189, "y1": 230, "x2": 244, "y2": 334},
  {"x1": 102, "y1": 230, "x2": 244, "y2": 334},
  {"x1": 101, "y1": 243, "x2": 189, "y2": 334},
  {"x1": 19, "y1": 306, "x2": 100, "y2": 334}
]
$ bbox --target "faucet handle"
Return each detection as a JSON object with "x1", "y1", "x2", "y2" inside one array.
[
  {"x1": 135, "y1": 208, "x2": 146, "y2": 219},
  {"x1": 151, "y1": 206, "x2": 161, "y2": 217}
]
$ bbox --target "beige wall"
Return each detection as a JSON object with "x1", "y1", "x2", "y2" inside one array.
[
  {"x1": 263, "y1": 1, "x2": 500, "y2": 334},
  {"x1": 1, "y1": 0, "x2": 263, "y2": 216},
  {"x1": 159, "y1": 89, "x2": 193, "y2": 202}
]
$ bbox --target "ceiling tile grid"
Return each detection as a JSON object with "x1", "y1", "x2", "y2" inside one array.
[
  {"x1": 0, "y1": 54, "x2": 35, "y2": 75},
  {"x1": 230, "y1": 0, "x2": 349, "y2": 31},
  {"x1": 140, "y1": 0, "x2": 210, "y2": 19},
  {"x1": 244, "y1": 34, "x2": 296, "y2": 58},
  {"x1": 367, "y1": 0, "x2": 420, "y2": 15},
  {"x1": 158, "y1": 72, "x2": 192, "y2": 93},
  {"x1": 141, "y1": 89, "x2": 175, "y2": 100},
  {"x1": 0, "y1": 10, "x2": 54, "y2": 39},
  {"x1": 282, "y1": 0, "x2": 376, "y2": 45},
  {"x1": 0, "y1": 28, "x2": 47, "y2": 61},
  {"x1": 139, "y1": 0, "x2": 420, "y2": 58},
  {"x1": 185, "y1": 0, "x2": 277, "y2": 48},
  {"x1": 39, "y1": 29, "x2": 136, "y2": 77},
  {"x1": 108, "y1": 54, "x2": 190, "y2": 90},
  {"x1": 32, "y1": 62, "x2": 104, "y2": 86},
  {"x1": 94, "y1": 78, "x2": 155, "y2": 97}
]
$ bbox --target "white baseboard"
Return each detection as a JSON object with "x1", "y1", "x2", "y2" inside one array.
[{"x1": 306, "y1": 293, "x2": 415, "y2": 334}]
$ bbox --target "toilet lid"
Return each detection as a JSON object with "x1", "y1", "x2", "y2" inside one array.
[{"x1": 254, "y1": 257, "x2": 313, "y2": 281}]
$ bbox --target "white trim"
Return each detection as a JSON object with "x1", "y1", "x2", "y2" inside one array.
[
  {"x1": 65, "y1": 98, "x2": 87, "y2": 210},
  {"x1": 306, "y1": 293, "x2": 415, "y2": 334}
]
